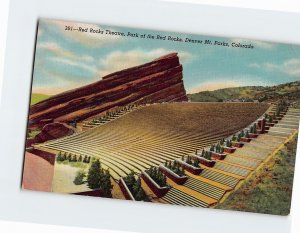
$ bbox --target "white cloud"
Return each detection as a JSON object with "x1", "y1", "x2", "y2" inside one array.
[
  {"x1": 48, "y1": 57, "x2": 97, "y2": 73},
  {"x1": 231, "y1": 38, "x2": 275, "y2": 50},
  {"x1": 47, "y1": 19, "x2": 123, "y2": 48},
  {"x1": 98, "y1": 49, "x2": 193, "y2": 77},
  {"x1": 37, "y1": 41, "x2": 97, "y2": 75},
  {"x1": 249, "y1": 58, "x2": 300, "y2": 77},
  {"x1": 37, "y1": 42, "x2": 76, "y2": 59}
]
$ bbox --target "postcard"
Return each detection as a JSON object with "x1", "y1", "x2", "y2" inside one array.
[{"x1": 22, "y1": 18, "x2": 300, "y2": 215}]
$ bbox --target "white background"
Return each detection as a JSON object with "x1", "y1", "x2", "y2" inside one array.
[{"x1": 0, "y1": 0, "x2": 300, "y2": 233}]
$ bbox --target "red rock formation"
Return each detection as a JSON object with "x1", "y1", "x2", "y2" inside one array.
[
  {"x1": 29, "y1": 53, "x2": 188, "y2": 127},
  {"x1": 31, "y1": 123, "x2": 75, "y2": 145}
]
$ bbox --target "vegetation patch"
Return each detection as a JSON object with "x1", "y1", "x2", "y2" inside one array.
[
  {"x1": 164, "y1": 160, "x2": 185, "y2": 176},
  {"x1": 146, "y1": 167, "x2": 167, "y2": 187},
  {"x1": 188, "y1": 81, "x2": 300, "y2": 103},
  {"x1": 216, "y1": 133, "x2": 298, "y2": 215},
  {"x1": 56, "y1": 152, "x2": 91, "y2": 169},
  {"x1": 31, "y1": 93, "x2": 50, "y2": 105},
  {"x1": 123, "y1": 171, "x2": 148, "y2": 201}
]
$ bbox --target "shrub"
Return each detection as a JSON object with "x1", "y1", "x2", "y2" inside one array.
[
  {"x1": 73, "y1": 170, "x2": 86, "y2": 185},
  {"x1": 232, "y1": 135, "x2": 237, "y2": 142},
  {"x1": 123, "y1": 173, "x2": 148, "y2": 201},
  {"x1": 269, "y1": 115, "x2": 273, "y2": 123},
  {"x1": 226, "y1": 139, "x2": 232, "y2": 147},
  {"x1": 201, "y1": 151, "x2": 212, "y2": 160},
  {"x1": 245, "y1": 131, "x2": 250, "y2": 138},
  {"x1": 147, "y1": 167, "x2": 167, "y2": 187},
  {"x1": 167, "y1": 161, "x2": 185, "y2": 177},
  {"x1": 56, "y1": 152, "x2": 64, "y2": 162}
]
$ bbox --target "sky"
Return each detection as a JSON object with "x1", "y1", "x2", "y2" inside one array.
[{"x1": 32, "y1": 19, "x2": 300, "y2": 95}]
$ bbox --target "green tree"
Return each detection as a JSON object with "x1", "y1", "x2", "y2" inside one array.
[
  {"x1": 101, "y1": 169, "x2": 113, "y2": 197},
  {"x1": 87, "y1": 159, "x2": 102, "y2": 189},
  {"x1": 124, "y1": 171, "x2": 136, "y2": 191}
]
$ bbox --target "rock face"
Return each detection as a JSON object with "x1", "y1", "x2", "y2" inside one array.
[
  {"x1": 29, "y1": 53, "x2": 188, "y2": 128},
  {"x1": 31, "y1": 123, "x2": 75, "y2": 145}
]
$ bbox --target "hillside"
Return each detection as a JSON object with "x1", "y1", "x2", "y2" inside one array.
[
  {"x1": 188, "y1": 81, "x2": 300, "y2": 102},
  {"x1": 30, "y1": 93, "x2": 50, "y2": 105},
  {"x1": 29, "y1": 53, "x2": 187, "y2": 128}
]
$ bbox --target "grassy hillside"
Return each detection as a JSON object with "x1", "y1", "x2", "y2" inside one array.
[
  {"x1": 216, "y1": 133, "x2": 297, "y2": 215},
  {"x1": 31, "y1": 93, "x2": 50, "y2": 105},
  {"x1": 188, "y1": 81, "x2": 300, "y2": 103}
]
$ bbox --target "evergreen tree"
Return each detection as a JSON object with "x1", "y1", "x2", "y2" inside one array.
[
  {"x1": 232, "y1": 135, "x2": 237, "y2": 142},
  {"x1": 240, "y1": 130, "x2": 245, "y2": 137},
  {"x1": 56, "y1": 152, "x2": 62, "y2": 162},
  {"x1": 253, "y1": 123, "x2": 257, "y2": 134},
  {"x1": 269, "y1": 115, "x2": 273, "y2": 123},
  {"x1": 201, "y1": 149, "x2": 205, "y2": 157},
  {"x1": 210, "y1": 144, "x2": 215, "y2": 152},
  {"x1": 72, "y1": 154, "x2": 77, "y2": 162},
  {"x1": 87, "y1": 159, "x2": 102, "y2": 189},
  {"x1": 67, "y1": 153, "x2": 72, "y2": 162},
  {"x1": 245, "y1": 131, "x2": 250, "y2": 138},
  {"x1": 193, "y1": 158, "x2": 199, "y2": 168},
  {"x1": 220, "y1": 147, "x2": 224, "y2": 153},
  {"x1": 83, "y1": 155, "x2": 87, "y2": 163},
  {"x1": 63, "y1": 152, "x2": 67, "y2": 161},
  {"x1": 250, "y1": 126, "x2": 254, "y2": 134},
  {"x1": 133, "y1": 178, "x2": 146, "y2": 201},
  {"x1": 226, "y1": 139, "x2": 232, "y2": 147},
  {"x1": 78, "y1": 155, "x2": 83, "y2": 162},
  {"x1": 220, "y1": 138, "x2": 225, "y2": 146},
  {"x1": 124, "y1": 170, "x2": 136, "y2": 191},
  {"x1": 101, "y1": 169, "x2": 113, "y2": 197}
]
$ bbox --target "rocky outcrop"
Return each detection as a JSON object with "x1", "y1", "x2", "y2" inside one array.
[
  {"x1": 29, "y1": 53, "x2": 188, "y2": 128},
  {"x1": 30, "y1": 123, "x2": 75, "y2": 145}
]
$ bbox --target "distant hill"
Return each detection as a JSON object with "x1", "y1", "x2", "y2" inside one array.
[
  {"x1": 31, "y1": 93, "x2": 50, "y2": 105},
  {"x1": 188, "y1": 81, "x2": 300, "y2": 103}
]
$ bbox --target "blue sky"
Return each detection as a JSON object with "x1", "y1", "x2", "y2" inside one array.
[{"x1": 32, "y1": 19, "x2": 300, "y2": 95}]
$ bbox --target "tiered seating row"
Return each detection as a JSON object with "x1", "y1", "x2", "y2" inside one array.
[
  {"x1": 183, "y1": 177, "x2": 226, "y2": 200},
  {"x1": 199, "y1": 169, "x2": 240, "y2": 188},
  {"x1": 162, "y1": 188, "x2": 209, "y2": 208}
]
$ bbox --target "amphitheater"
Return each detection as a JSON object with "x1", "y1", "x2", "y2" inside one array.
[{"x1": 35, "y1": 102, "x2": 300, "y2": 207}]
